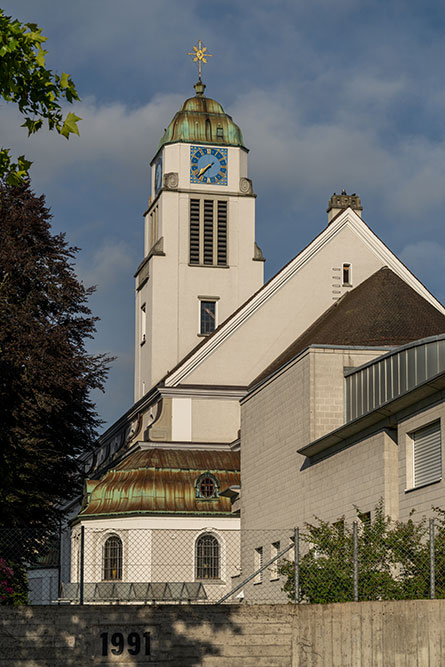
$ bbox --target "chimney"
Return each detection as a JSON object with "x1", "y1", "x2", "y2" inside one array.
[{"x1": 327, "y1": 190, "x2": 363, "y2": 223}]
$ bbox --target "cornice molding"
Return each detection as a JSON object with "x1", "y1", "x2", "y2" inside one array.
[{"x1": 159, "y1": 386, "x2": 247, "y2": 400}]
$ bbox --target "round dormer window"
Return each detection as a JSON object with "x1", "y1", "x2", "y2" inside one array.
[
  {"x1": 196, "y1": 473, "x2": 219, "y2": 500},
  {"x1": 200, "y1": 476, "x2": 216, "y2": 498}
]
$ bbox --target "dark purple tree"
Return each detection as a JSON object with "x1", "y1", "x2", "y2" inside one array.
[{"x1": 0, "y1": 182, "x2": 111, "y2": 529}]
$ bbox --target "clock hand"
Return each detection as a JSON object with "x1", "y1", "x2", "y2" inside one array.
[{"x1": 198, "y1": 162, "x2": 214, "y2": 178}]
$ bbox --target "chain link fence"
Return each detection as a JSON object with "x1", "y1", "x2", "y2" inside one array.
[{"x1": 1, "y1": 513, "x2": 445, "y2": 606}]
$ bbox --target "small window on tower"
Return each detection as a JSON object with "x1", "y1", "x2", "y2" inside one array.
[
  {"x1": 141, "y1": 304, "x2": 146, "y2": 344},
  {"x1": 216, "y1": 126, "x2": 224, "y2": 138},
  {"x1": 200, "y1": 300, "x2": 216, "y2": 335},
  {"x1": 343, "y1": 263, "x2": 351, "y2": 285}
]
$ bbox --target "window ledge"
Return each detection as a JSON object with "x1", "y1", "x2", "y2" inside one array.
[
  {"x1": 195, "y1": 579, "x2": 225, "y2": 585},
  {"x1": 189, "y1": 263, "x2": 229, "y2": 269},
  {"x1": 405, "y1": 478, "x2": 442, "y2": 493},
  {"x1": 197, "y1": 332, "x2": 214, "y2": 338},
  {"x1": 269, "y1": 577, "x2": 280, "y2": 582},
  {"x1": 253, "y1": 581, "x2": 263, "y2": 586}
]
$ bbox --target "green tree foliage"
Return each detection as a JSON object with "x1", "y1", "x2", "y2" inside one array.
[
  {"x1": 0, "y1": 182, "x2": 112, "y2": 530},
  {"x1": 0, "y1": 9, "x2": 81, "y2": 185},
  {"x1": 280, "y1": 501, "x2": 445, "y2": 603}
]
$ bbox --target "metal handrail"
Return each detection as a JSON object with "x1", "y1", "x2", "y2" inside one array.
[{"x1": 215, "y1": 539, "x2": 294, "y2": 605}]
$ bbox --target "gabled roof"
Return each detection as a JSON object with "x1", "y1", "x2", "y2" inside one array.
[
  {"x1": 252, "y1": 267, "x2": 445, "y2": 387},
  {"x1": 164, "y1": 208, "x2": 444, "y2": 388},
  {"x1": 78, "y1": 449, "x2": 240, "y2": 518}
]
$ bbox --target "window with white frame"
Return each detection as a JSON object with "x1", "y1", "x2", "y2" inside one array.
[
  {"x1": 254, "y1": 546, "x2": 263, "y2": 583},
  {"x1": 412, "y1": 421, "x2": 442, "y2": 488},
  {"x1": 189, "y1": 198, "x2": 228, "y2": 266},
  {"x1": 196, "y1": 534, "x2": 220, "y2": 579},
  {"x1": 102, "y1": 535, "x2": 123, "y2": 581},
  {"x1": 200, "y1": 299, "x2": 217, "y2": 335},
  {"x1": 270, "y1": 541, "x2": 280, "y2": 579}
]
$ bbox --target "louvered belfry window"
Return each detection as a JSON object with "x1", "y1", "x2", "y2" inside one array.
[
  {"x1": 413, "y1": 421, "x2": 442, "y2": 488},
  {"x1": 189, "y1": 199, "x2": 227, "y2": 265}
]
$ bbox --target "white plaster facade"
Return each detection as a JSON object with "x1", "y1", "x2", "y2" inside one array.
[
  {"x1": 134, "y1": 141, "x2": 263, "y2": 399},
  {"x1": 70, "y1": 516, "x2": 240, "y2": 603}
]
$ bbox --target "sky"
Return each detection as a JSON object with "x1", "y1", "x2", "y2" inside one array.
[{"x1": 2, "y1": 0, "x2": 445, "y2": 429}]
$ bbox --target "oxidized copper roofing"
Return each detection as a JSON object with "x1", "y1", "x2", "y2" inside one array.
[
  {"x1": 79, "y1": 449, "x2": 240, "y2": 518},
  {"x1": 157, "y1": 94, "x2": 246, "y2": 152}
]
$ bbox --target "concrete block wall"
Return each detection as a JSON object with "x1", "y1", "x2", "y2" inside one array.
[
  {"x1": 241, "y1": 346, "x2": 389, "y2": 535},
  {"x1": 241, "y1": 351, "x2": 311, "y2": 531},
  {"x1": 2, "y1": 601, "x2": 445, "y2": 666},
  {"x1": 311, "y1": 348, "x2": 383, "y2": 441}
]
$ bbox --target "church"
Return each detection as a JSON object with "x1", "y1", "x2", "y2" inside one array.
[{"x1": 54, "y1": 45, "x2": 445, "y2": 605}]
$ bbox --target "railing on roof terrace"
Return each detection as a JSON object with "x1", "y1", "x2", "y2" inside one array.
[{"x1": 345, "y1": 335, "x2": 445, "y2": 422}]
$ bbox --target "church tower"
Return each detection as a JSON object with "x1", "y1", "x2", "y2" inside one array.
[{"x1": 134, "y1": 62, "x2": 264, "y2": 400}]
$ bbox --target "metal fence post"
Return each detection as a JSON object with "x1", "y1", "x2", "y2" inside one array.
[
  {"x1": 79, "y1": 525, "x2": 85, "y2": 605},
  {"x1": 57, "y1": 521, "x2": 62, "y2": 605},
  {"x1": 353, "y1": 521, "x2": 358, "y2": 602},
  {"x1": 293, "y1": 527, "x2": 299, "y2": 604},
  {"x1": 430, "y1": 518, "x2": 436, "y2": 600}
]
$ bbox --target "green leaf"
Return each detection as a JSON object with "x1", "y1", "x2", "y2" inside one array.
[
  {"x1": 0, "y1": 10, "x2": 80, "y2": 182},
  {"x1": 17, "y1": 155, "x2": 33, "y2": 172},
  {"x1": 35, "y1": 47, "x2": 46, "y2": 67},
  {"x1": 60, "y1": 112, "x2": 81, "y2": 138},
  {"x1": 21, "y1": 119, "x2": 43, "y2": 136}
]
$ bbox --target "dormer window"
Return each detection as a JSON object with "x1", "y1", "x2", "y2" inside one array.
[{"x1": 196, "y1": 472, "x2": 219, "y2": 499}]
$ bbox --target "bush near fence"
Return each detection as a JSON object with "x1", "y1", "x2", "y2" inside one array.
[{"x1": 279, "y1": 501, "x2": 445, "y2": 604}]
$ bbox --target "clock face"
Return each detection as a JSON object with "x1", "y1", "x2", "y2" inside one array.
[
  {"x1": 190, "y1": 146, "x2": 228, "y2": 185},
  {"x1": 155, "y1": 157, "x2": 162, "y2": 194}
]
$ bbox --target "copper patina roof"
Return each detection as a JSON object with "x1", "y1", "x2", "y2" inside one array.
[
  {"x1": 79, "y1": 448, "x2": 240, "y2": 518},
  {"x1": 156, "y1": 92, "x2": 246, "y2": 153}
]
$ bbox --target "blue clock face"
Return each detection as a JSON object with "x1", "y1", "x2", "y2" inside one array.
[
  {"x1": 190, "y1": 146, "x2": 228, "y2": 185},
  {"x1": 155, "y1": 157, "x2": 162, "y2": 194}
]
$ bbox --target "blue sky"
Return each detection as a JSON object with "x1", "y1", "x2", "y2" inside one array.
[{"x1": 2, "y1": 0, "x2": 445, "y2": 428}]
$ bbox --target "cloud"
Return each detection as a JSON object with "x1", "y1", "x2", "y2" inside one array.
[
  {"x1": 0, "y1": 93, "x2": 184, "y2": 192},
  {"x1": 76, "y1": 239, "x2": 136, "y2": 293}
]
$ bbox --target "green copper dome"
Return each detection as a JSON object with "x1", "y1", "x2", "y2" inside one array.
[{"x1": 156, "y1": 81, "x2": 247, "y2": 155}]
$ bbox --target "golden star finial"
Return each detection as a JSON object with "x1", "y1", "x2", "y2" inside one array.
[{"x1": 187, "y1": 40, "x2": 212, "y2": 81}]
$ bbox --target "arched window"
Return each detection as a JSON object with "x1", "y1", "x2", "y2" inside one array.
[
  {"x1": 196, "y1": 533, "x2": 220, "y2": 579},
  {"x1": 103, "y1": 535, "x2": 122, "y2": 581}
]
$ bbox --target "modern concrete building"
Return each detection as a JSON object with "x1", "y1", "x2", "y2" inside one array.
[{"x1": 238, "y1": 270, "x2": 445, "y2": 600}]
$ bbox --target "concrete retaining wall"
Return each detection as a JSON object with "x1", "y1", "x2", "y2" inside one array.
[{"x1": 0, "y1": 600, "x2": 444, "y2": 666}]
